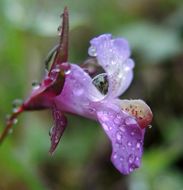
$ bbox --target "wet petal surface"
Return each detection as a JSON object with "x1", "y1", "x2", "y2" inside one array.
[
  {"x1": 89, "y1": 34, "x2": 134, "y2": 98},
  {"x1": 97, "y1": 105, "x2": 145, "y2": 174}
]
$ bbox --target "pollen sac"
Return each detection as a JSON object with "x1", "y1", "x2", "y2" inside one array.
[
  {"x1": 92, "y1": 73, "x2": 109, "y2": 95},
  {"x1": 120, "y1": 100, "x2": 153, "y2": 129}
]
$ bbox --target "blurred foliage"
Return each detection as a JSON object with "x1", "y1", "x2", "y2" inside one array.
[{"x1": 0, "y1": 0, "x2": 183, "y2": 189}]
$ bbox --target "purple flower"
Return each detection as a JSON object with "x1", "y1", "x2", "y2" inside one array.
[{"x1": 0, "y1": 8, "x2": 152, "y2": 175}]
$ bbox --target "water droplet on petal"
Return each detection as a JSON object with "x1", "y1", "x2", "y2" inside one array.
[
  {"x1": 12, "y1": 118, "x2": 18, "y2": 125},
  {"x1": 128, "y1": 154, "x2": 134, "y2": 164},
  {"x1": 113, "y1": 153, "x2": 118, "y2": 159},
  {"x1": 114, "y1": 117, "x2": 121, "y2": 125},
  {"x1": 129, "y1": 166, "x2": 134, "y2": 173},
  {"x1": 49, "y1": 126, "x2": 54, "y2": 136},
  {"x1": 131, "y1": 131, "x2": 135, "y2": 136},
  {"x1": 64, "y1": 69, "x2": 71, "y2": 75},
  {"x1": 127, "y1": 141, "x2": 132, "y2": 147},
  {"x1": 12, "y1": 99, "x2": 23, "y2": 108},
  {"x1": 119, "y1": 125, "x2": 126, "y2": 132},
  {"x1": 73, "y1": 85, "x2": 84, "y2": 96},
  {"x1": 32, "y1": 81, "x2": 41, "y2": 90},
  {"x1": 116, "y1": 131, "x2": 122, "y2": 143},
  {"x1": 136, "y1": 142, "x2": 141, "y2": 149},
  {"x1": 88, "y1": 46, "x2": 97, "y2": 57},
  {"x1": 120, "y1": 156, "x2": 124, "y2": 161},
  {"x1": 125, "y1": 117, "x2": 137, "y2": 125}
]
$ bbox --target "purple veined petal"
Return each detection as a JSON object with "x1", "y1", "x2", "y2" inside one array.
[
  {"x1": 49, "y1": 105, "x2": 67, "y2": 154},
  {"x1": 96, "y1": 104, "x2": 145, "y2": 174},
  {"x1": 89, "y1": 34, "x2": 134, "y2": 98}
]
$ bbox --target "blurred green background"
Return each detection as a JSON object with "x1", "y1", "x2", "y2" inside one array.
[{"x1": 0, "y1": 0, "x2": 183, "y2": 189}]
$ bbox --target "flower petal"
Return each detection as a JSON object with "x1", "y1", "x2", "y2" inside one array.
[
  {"x1": 114, "y1": 99, "x2": 153, "y2": 129},
  {"x1": 89, "y1": 34, "x2": 134, "y2": 98},
  {"x1": 49, "y1": 105, "x2": 67, "y2": 154},
  {"x1": 97, "y1": 104, "x2": 145, "y2": 174},
  {"x1": 55, "y1": 64, "x2": 104, "y2": 118}
]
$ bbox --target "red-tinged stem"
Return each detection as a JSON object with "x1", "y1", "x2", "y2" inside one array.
[
  {"x1": 49, "y1": 7, "x2": 69, "y2": 73},
  {"x1": 0, "y1": 106, "x2": 24, "y2": 144}
]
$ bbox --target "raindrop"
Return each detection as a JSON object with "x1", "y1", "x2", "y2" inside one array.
[
  {"x1": 119, "y1": 125, "x2": 125, "y2": 132},
  {"x1": 12, "y1": 99, "x2": 23, "y2": 108},
  {"x1": 32, "y1": 81, "x2": 41, "y2": 90},
  {"x1": 128, "y1": 154, "x2": 134, "y2": 164},
  {"x1": 116, "y1": 131, "x2": 122, "y2": 143},
  {"x1": 64, "y1": 69, "x2": 71, "y2": 75},
  {"x1": 88, "y1": 107, "x2": 96, "y2": 113},
  {"x1": 102, "y1": 123, "x2": 109, "y2": 131},
  {"x1": 113, "y1": 153, "x2": 118, "y2": 159},
  {"x1": 92, "y1": 73, "x2": 108, "y2": 95},
  {"x1": 136, "y1": 142, "x2": 141, "y2": 149},
  {"x1": 88, "y1": 46, "x2": 97, "y2": 57},
  {"x1": 125, "y1": 117, "x2": 136, "y2": 125},
  {"x1": 12, "y1": 118, "x2": 18, "y2": 125},
  {"x1": 73, "y1": 85, "x2": 84, "y2": 96},
  {"x1": 120, "y1": 156, "x2": 124, "y2": 161},
  {"x1": 129, "y1": 166, "x2": 134, "y2": 173},
  {"x1": 114, "y1": 117, "x2": 121, "y2": 125},
  {"x1": 131, "y1": 131, "x2": 135, "y2": 136},
  {"x1": 127, "y1": 141, "x2": 132, "y2": 147},
  {"x1": 51, "y1": 67, "x2": 60, "y2": 73}
]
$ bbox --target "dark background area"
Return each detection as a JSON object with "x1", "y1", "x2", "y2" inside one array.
[{"x1": 0, "y1": 0, "x2": 183, "y2": 189}]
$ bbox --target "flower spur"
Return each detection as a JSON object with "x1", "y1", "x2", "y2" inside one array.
[{"x1": 0, "y1": 7, "x2": 152, "y2": 175}]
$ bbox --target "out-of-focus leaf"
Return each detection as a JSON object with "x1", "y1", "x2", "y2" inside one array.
[{"x1": 117, "y1": 21, "x2": 182, "y2": 63}]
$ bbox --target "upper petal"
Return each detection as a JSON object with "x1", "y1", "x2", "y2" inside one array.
[
  {"x1": 96, "y1": 103, "x2": 145, "y2": 174},
  {"x1": 89, "y1": 34, "x2": 134, "y2": 98}
]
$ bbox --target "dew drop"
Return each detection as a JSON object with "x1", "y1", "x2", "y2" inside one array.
[
  {"x1": 49, "y1": 126, "x2": 54, "y2": 137},
  {"x1": 129, "y1": 166, "x2": 134, "y2": 173},
  {"x1": 136, "y1": 142, "x2": 141, "y2": 149},
  {"x1": 113, "y1": 153, "x2": 118, "y2": 159},
  {"x1": 88, "y1": 46, "x2": 97, "y2": 57},
  {"x1": 119, "y1": 125, "x2": 125, "y2": 132},
  {"x1": 73, "y1": 85, "x2": 84, "y2": 96},
  {"x1": 120, "y1": 156, "x2": 124, "y2": 161},
  {"x1": 64, "y1": 69, "x2": 71, "y2": 75},
  {"x1": 32, "y1": 81, "x2": 41, "y2": 90},
  {"x1": 131, "y1": 131, "x2": 135, "y2": 136},
  {"x1": 116, "y1": 131, "x2": 122, "y2": 142},
  {"x1": 12, "y1": 118, "x2": 18, "y2": 125},
  {"x1": 102, "y1": 123, "x2": 109, "y2": 131},
  {"x1": 114, "y1": 117, "x2": 121, "y2": 125},
  {"x1": 125, "y1": 117, "x2": 137, "y2": 125},
  {"x1": 88, "y1": 107, "x2": 96, "y2": 113},
  {"x1": 127, "y1": 141, "x2": 132, "y2": 147},
  {"x1": 128, "y1": 154, "x2": 134, "y2": 164},
  {"x1": 135, "y1": 156, "x2": 139, "y2": 162},
  {"x1": 12, "y1": 99, "x2": 23, "y2": 108},
  {"x1": 51, "y1": 68, "x2": 60, "y2": 73}
]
